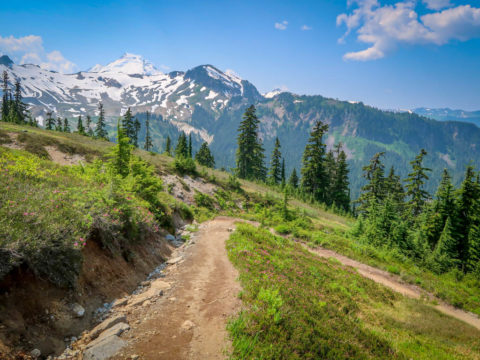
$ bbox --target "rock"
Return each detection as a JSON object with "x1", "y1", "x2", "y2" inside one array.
[
  {"x1": 72, "y1": 303, "x2": 85, "y2": 317},
  {"x1": 140, "y1": 280, "x2": 150, "y2": 287},
  {"x1": 166, "y1": 234, "x2": 175, "y2": 241},
  {"x1": 130, "y1": 355, "x2": 139, "y2": 360},
  {"x1": 112, "y1": 297, "x2": 128, "y2": 308},
  {"x1": 30, "y1": 349, "x2": 41, "y2": 358},
  {"x1": 181, "y1": 320, "x2": 195, "y2": 331},
  {"x1": 83, "y1": 335, "x2": 126, "y2": 360},
  {"x1": 227, "y1": 228, "x2": 234, "y2": 232},
  {"x1": 167, "y1": 256, "x2": 182, "y2": 265},
  {"x1": 89, "y1": 314, "x2": 127, "y2": 340},
  {"x1": 87, "y1": 323, "x2": 130, "y2": 349},
  {"x1": 129, "y1": 280, "x2": 169, "y2": 306}
]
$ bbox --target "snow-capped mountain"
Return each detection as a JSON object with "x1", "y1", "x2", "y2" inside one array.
[{"x1": 0, "y1": 54, "x2": 261, "y2": 142}]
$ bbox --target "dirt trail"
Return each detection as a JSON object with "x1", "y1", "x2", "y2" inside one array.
[
  {"x1": 306, "y1": 245, "x2": 480, "y2": 331},
  {"x1": 112, "y1": 217, "x2": 241, "y2": 360}
]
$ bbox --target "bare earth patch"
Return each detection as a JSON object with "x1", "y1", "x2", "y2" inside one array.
[{"x1": 44, "y1": 146, "x2": 85, "y2": 166}]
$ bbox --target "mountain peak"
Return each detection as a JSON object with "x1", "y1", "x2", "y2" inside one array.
[
  {"x1": 88, "y1": 53, "x2": 161, "y2": 76},
  {"x1": 0, "y1": 55, "x2": 14, "y2": 67}
]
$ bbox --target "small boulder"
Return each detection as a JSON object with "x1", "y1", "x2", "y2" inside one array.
[
  {"x1": 166, "y1": 234, "x2": 176, "y2": 241},
  {"x1": 30, "y1": 349, "x2": 41, "y2": 358},
  {"x1": 72, "y1": 303, "x2": 85, "y2": 318}
]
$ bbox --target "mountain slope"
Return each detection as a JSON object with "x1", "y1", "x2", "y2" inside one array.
[
  {"x1": 1, "y1": 54, "x2": 480, "y2": 197},
  {"x1": 414, "y1": 107, "x2": 480, "y2": 128}
]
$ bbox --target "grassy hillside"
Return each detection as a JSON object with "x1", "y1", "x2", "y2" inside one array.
[{"x1": 1, "y1": 122, "x2": 480, "y2": 359}]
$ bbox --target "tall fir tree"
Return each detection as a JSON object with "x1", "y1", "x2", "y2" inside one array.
[
  {"x1": 324, "y1": 150, "x2": 336, "y2": 205},
  {"x1": 77, "y1": 116, "x2": 85, "y2": 135},
  {"x1": 289, "y1": 168, "x2": 299, "y2": 189},
  {"x1": 188, "y1": 133, "x2": 193, "y2": 158},
  {"x1": 45, "y1": 112, "x2": 55, "y2": 130},
  {"x1": 356, "y1": 152, "x2": 386, "y2": 214},
  {"x1": 55, "y1": 117, "x2": 63, "y2": 132},
  {"x1": 144, "y1": 111, "x2": 153, "y2": 151},
  {"x1": 165, "y1": 136, "x2": 172, "y2": 155},
  {"x1": 301, "y1": 120, "x2": 329, "y2": 203},
  {"x1": 236, "y1": 105, "x2": 266, "y2": 181},
  {"x1": 122, "y1": 107, "x2": 134, "y2": 142},
  {"x1": 13, "y1": 80, "x2": 26, "y2": 124},
  {"x1": 431, "y1": 216, "x2": 458, "y2": 273},
  {"x1": 63, "y1": 118, "x2": 70, "y2": 133},
  {"x1": 95, "y1": 102, "x2": 108, "y2": 139},
  {"x1": 268, "y1": 137, "x2": 282, "y2": 184},
  {"x1": 195, "y1": 142, "x2": 215, "y2": 168},
  {"x1": 175, "y1": 132, "x2": 188, "y2": 158},
  {"x1": 331, "y1": 143, "x2": 350, "y2": 212},
  {"x1": 111, "y1": 119, "x2": 131, "y2": 178},
  {"x1": 385, "y1": 166, "x2": 405, "y2": 205},
  {"x1": 1, "y1": 71, "x2": 10, "y2": 121},
  {"x1": 404, "y1": 148, "x2": 431, "y2": 218},
  {"x1": 132, "y1": 117, "x2": 140, "y2": 147},
  {"x1": 86, "y1": 115, "x2": 94, "y2": 137},
  {"x1": 281, "y1": 158, "x2": 286, "y2": 188}
]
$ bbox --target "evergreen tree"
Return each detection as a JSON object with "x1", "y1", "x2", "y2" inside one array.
[
  {"x1": 1, "y1": 71, "x2": 10, "y2": 121},
  {"x1": 144, "y1": 111, "x2": 153, "y2": 151},
  {"x1": 404, "y1": 148, "x2": 431, "y2": 217},
  {"x1": 236, "y1": 105, "x2": 266, "y2": 181},
  {"x1": 111, "y1": 120, "x2": 131, "y2": 177},
  {"x1": 385, "y1": 166, "x2": 405, "y2": 205},
  {"x1": 281, "y1": 158, "x2": 286, "y2": 188},
  {"x1": 195, "y1": 142, "x2": 215, "y2": 168},
  {"x1": 56, "y1": 117, "x2": 63, "y2": 132},
  {"x1": 85, "y1": 115, "x2": 94, "y2": 137},
  {"x1": 165, "y1": 136, "x2": 172, "y2": 155},
  {"x1": 289, "y1": 168, "x2": 299, "y2": 189},
  {"x1": 331, "y1": 143, "x2": 350, "y2": 212},
  {"x1": 63, "y1": 118, "x2": 70, "y2": 133},
  {"x1": 175, "y1": 132, "x2": 188, "y2": 158},
  {"x1": 77, "y1": 116, "x2": 85, "y2": 135},
  {"x1": 13, "y1": 80, "x2": 26, "y2": 124},
  {"x1": 324, "y1": 150, "x2": 336, "y2": 205},
  {"x1": 188, "y1": 133, "x2": 192, "y2": 158},
  {"x1": 468, "y1": 223, "x2": 480, "y2": 274},
  {"x1": 431, "y1": 217, "x2": 458, "y2": 273},
  {"x1": 95, "y1": 102, "x2": 108, "y2": 139},
  {"x1": 122, "y1": 107, "x2": 134, "y2": 142},
  {"x1": 269, "y1": 137, "x2": 282, "y2": 184},
  {"x1": 132, "y1": 117, "x2": 140, "y2": 147},
  {"x1": 356, "y1": 152, "x2": 386, "y2": 214},
  {"x1": 45, "y1": 111, "x2": 55, "y2": 130},
  {"x1": 301, "y1": 120, "x2": 329, "y2": 203}
]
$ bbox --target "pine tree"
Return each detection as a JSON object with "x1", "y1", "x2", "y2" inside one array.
[
  {"x1": 384, "y1": 166, "x2": 405, "y2": 206},
  {"x1": 165, "y1": 136, "x2": 172, "y2": 155},
  {"x1": 301, "y1": 120, "x2": 329, "y2": 203},
  {"x1": 331, "y1": 143, "x2": 350, "y2": 212},
  {"x1": 281, "y1": 158, "x2": 286, "y2": 188},
  {"x1": 111, "y1": 120, "x2": 131, "y2": 177},
  {"x1": 324, "y1": 150, "x2": 336, "y2": 205},
  {"x1": 95, "y1": 102, "x2": 108, "y2": 139},
  {"x1": 356, "y1": 152, "x2": 386, "y2": 214},
  {"x1": 56, "y1": 117, "x2": 63, "y2": 132},
  {"x1": 289, "y1": 168, "x2": 299, "y2": 189},
  {"x1": 77, "y1": 116, "x2": 85, "y2": 135},
  {"x1": 13, "y1": 80, "x2": 26, "y2": 124},
  {"x1": 1, "y1": 71, "x2": 10, "y2": 121},
  {"x1": 269, "y1": 137, "x2": 282, "y2": 184},
  {"x1": 45, "y1": 112, "x2": 55, "y2": 130},
  {"x1": 195, "y1": 142, "x2": 215, "y2": 168},
  {"x1": 236, "y1": 105, "x2": 266, "y2": 181},
  {"x1": 86, "y1": 115, "x2": 94, "y2": 137},
  {"x1": 404, "y1": 148, "x2": 431, "y2": 218},
  {"x1": 63, "y1": 118, "x2": 70, "y2": 133},
  {"x1": 175, "y1": 132, "x2": 188, "y2": 158},
  {"x1": 431, "y1": 217, "x2": 458, "y2": 273},
  {"x1": 144, "y1": 111, "x2": 153, "y2": 151},
  {"x1": 188, "y1": 133, "x2": 192, "y2": 158},
  {"x1": 122, "y1": 107, "x2": 134, "y2": 142},
  {"x1": 468, "y1": 223, "x2": 480, "y2": 274},
  {"x1": 132, "y1": 117, "x2": 140, "y2": 147}
]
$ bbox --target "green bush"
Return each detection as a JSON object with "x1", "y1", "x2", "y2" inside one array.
[
  {"x1": 172, "y1": 156, "x2": 197, "y2": 175},
  {"x1": 194, "y1": 192, "x2": 215, "y2": 210}
]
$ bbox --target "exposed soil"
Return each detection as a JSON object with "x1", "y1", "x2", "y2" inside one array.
[
  {"x1": 162, "y1": 174, "x2": 217, "y2": 206},
  {"x1": 44, "y1": 146, "x2": 85, "y2": 166},
  {"x1": 109, "y1": 216, "x2": 242, "y2": 360},
  {"x1": 306, "y1": 245, "x2": 480, "y2": 331}
]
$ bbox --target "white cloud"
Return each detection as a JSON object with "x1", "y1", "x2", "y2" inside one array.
[
  {"x1": 275, "y1": 20, "x2": 288, "y2": 30},
  {"x1": 423, "y1": 0, "x2": 452, "y2": 10},
  {"x1": 337, "y1": 1, "x2": 480, "y2": 61},
  {"x1": 159, "y1": 64, "x2": 171, "y2": 71},
  {"x1": 0, "y1": 35, "x2": 77, "y2": 73},
  {"x1": 301, "y1": 25, "x2": 313, "y2": 31}
]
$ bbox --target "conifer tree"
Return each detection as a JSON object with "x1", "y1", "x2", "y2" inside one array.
[
  {"x1": 175, "y1": 132, "x2": 188, "y2": 158},
  {"x1": 385, "y1": 166, "x2": 405, "y2": 205},
  {"x1": 122, "y1": 107, "x2": 134, "y2": 142},
  {"x1": 13, "y1": 80, "x2": 26, "y2": 124},
  {"x1": 95, "y1": 102, "x2": 108, "y2": 139},
  {"x1": 86, "y1": 115, "x2": 94, "y2": 137},
  {"x1": 165, "y1": 136, "x2": 172, "y2": 155},
  {"x1": 281, "y1": 158, "x2": 286, "y2": 188},
  {"x1": 269, "y1": 137, "x2": 282, "y2": 184},
  {"x1": 236, "y1": 105, "x2": 266, "y2": 181},
  {"x1": 324, "y1": 150, "x2": 336, "y2": 205},
  {"x1": 63, "y1": 118, "x2": 70, "y2": 133},
  {"x1": 289, "y1": 168, "x2": 299, "y2": 189},
  {"x1": 188, "y1": 133, "x2": 192, "y2": 158},
  {"x1": 77, "y1": 116, "x2": 85, "y2": 135},
  {"x1": 468, "y1": 223, "x2": 480, "y2": 274},
  {"x1": 331, "y1": 143, "x2": 350, "y2": 212},
  {"x1": 1, "y1": 71, "x2": 10, "y2": 121},
  {"x1": 144, "y1": 111, "x2": 153, "y2": 151},
  {"x1": 195, "y1": 142, "x2": 215, "y2": 168},
  {"x1": 111, "y1": 119, "x2": 131, "y2": 178},
  {"x1": 301, "y1": 120, "x2": 329, "y2": 203},
  {"x1": 56, "y1": 117, "x2": 63, "y2": 132},
  {"x1": 431, "y1": 217, "x2": 458, "y2": 272},
  {"x1": 356, "y1": 152, "x2": 386, "y2": 214},
  {"x1": 132, "y1": 117, "x2": 140, "y2": 147},
  {"x1": 404, "y1": 148, "x2": 431, "y2": 217},
  {"x1": 45, "y1": 111, "x2": 55, "y2": 130}
]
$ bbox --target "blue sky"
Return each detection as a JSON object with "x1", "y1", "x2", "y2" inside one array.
[{"x1": 1, "y1": 0, "x2": 480, "y2": 110}]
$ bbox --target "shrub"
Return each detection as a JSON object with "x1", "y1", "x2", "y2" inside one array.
[
  {"x1": 194, "y1": 192, "x2": 215, "y2": 210},
  {"x1": 172, "y1": 156, "x2": 197, "y2": 175}
]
